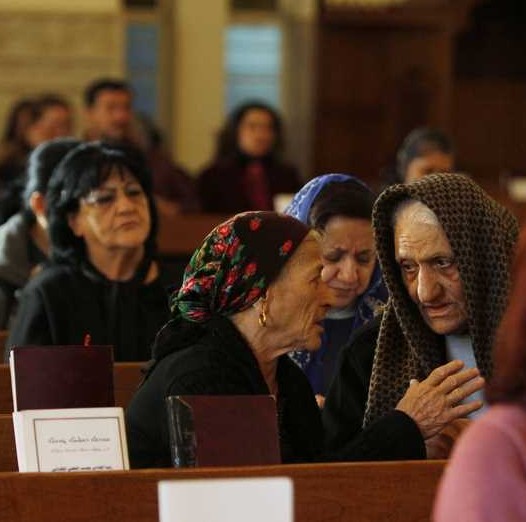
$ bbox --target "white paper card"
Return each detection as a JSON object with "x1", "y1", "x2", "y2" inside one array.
[
  {"x1": 12, "y1": 407, "x2": 129, "y2": 472},
  {"x1": 158, "y1": 477, "x2": 293, "y2": 522}
]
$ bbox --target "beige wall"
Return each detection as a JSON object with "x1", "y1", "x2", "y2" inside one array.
[
  {"x1": 167, "y1": 0, "x2": 228, "y2": 173},
  {"x1": 0, "y1": 0, "x2": 124, "y2": 136}
]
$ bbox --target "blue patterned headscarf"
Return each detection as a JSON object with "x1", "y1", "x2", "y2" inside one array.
[{"x1": 284, "y1": 174, "x2": 387, "y2": 390}]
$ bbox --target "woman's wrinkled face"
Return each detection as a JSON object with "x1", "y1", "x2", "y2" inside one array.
[
  {"x1": 237, "y1": 108, "x2": 276, "y2": 158},
  {"x1": 404, "y1": 150, "x2": 454, "y2": 183},
  {"x1": 266, "y1": 236, "x2": 333, "y2": 351},
  {"x1": 68, "y1": 167, "x2": 151, "y2": 258},
  {"x1": 320, "y1": 216, "x2": 376, "y2": 310}
]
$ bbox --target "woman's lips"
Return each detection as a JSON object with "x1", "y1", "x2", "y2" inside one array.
[{"x1": 422, "y1": 303, "x2": 454, "y2": 318}]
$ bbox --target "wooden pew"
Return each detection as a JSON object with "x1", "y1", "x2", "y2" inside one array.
[
  {"x1": 157, "y1": 212, "x2": 229, "y2": 256},
  {"x1": 0, "y1": 414, "x2": 16, "y2": 472},
  {"x1": 0, "y1": 460, "x2": 445, "y2": 522},
  {"x1": 0, "y1": 362, "x2": 145, "y2": 414}
]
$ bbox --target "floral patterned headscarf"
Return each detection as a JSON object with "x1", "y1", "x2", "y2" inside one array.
[{"x1": 170, "y1": 211, "x2": 310, "y2": 322}]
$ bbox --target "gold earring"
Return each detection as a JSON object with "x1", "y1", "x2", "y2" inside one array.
[{"x1": 258, "y1": 297, "x2": 267, "y2": 327}]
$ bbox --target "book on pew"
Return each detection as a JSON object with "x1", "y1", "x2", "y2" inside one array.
[
  {"x1": 166, "y1": 395, "x2": 280, "y2": 467},
  {"x1": 9, "y1": 345, "x2": 114, "y2": 411},
  {"x1": 12, "y1": 407, "x2": 129, "y2": 472},
  {"x1": 158, "y1": 477, "x2": 293, "y2": 522}
]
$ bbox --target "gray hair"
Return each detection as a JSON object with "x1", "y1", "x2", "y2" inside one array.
[{"x1": 391, "y1": 199, "x2": 440, "y2": 229}]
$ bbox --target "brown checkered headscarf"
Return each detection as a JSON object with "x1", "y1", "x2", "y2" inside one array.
[{"x1": 363, "y1": 173, "x2": 519, "y2": 427}]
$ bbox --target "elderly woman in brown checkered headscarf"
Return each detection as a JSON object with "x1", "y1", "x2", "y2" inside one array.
[{"x1": 323, "y1": 173, "x2": 519, "y2": 461}]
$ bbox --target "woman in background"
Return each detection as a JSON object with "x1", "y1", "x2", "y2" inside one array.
[
  {"x1": 7, "y1": 142, "x2": 169, "y2": 361},
  {"x1": 198, "y1": 101, "x2": 301, "y2": 214},
  {"x1": 0, "y1": 137, "x2": 80, "y2": 333},
  {"x1": 0, "y1": 95, "x2": 73, "y2": 224},
  {"x1": 433, "y1": 227, "x2": 526, "y2": 521},
  {"x1": 286, "y1": 173, "x2": 387, "y2": 407},
  {"x1": 384, "y1": 127, "x2": 454, "y2": 185}
]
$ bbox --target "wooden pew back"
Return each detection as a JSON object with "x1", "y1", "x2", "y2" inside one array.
[{"x1": 0, "y1": 460, "x2": 445, "y2": 522}]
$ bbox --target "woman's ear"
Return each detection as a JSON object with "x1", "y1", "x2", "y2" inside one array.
[
  {"x1": 67, "y1": 212, "x2": 84, "y2": 238},
  {"x1": 29, "y1": 192, "x2": 46, "y2": 219}
]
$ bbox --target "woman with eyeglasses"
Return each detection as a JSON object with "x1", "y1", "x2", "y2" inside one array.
[{"x1": 6, "y1": 142, "x2": 170, "y2": 361}]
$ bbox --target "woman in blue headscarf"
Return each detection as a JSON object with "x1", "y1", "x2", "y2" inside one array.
[{"x1": 286, "y1": 174, "x2": 387, "y2": 407}]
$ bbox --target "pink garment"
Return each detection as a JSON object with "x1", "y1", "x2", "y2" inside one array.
[{"x1": 433, "y1": 403, "x2": 526, "y2": 522}]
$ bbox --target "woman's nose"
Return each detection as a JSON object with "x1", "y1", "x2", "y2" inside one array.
[
  {"x1": 339, "y1": 259, "x2": 359, "y2": 285},
  {"x1": 416, "y1": 266, "x2": 442, "y2": 303}
]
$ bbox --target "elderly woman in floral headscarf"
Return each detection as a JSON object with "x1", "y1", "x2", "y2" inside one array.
[
  {"x1": 285, "y1": 174, "x2": 387, "y2": 406},
  {"x1": 126, "y1": 211, "x2": 333, "y2": 468}
]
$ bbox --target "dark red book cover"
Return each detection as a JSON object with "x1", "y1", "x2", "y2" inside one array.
[
  {"x1": 9, "y1": 345, "x2": 115, "y2": 411},
  {"x1": 170, "y1": 395, "x2": 280, "y2": 467}
]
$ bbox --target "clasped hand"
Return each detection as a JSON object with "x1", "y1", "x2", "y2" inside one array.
[{"x1": 395, "y1": 359, "x2": 484, "y2": 440}]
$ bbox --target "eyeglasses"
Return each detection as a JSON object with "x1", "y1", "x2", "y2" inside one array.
[{"x1": 82, "y1": 183, "x2": 146, "y2": 210}]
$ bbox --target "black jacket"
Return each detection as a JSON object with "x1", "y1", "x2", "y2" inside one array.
[
  {"x1": 125, "y1": 315, "x2": 324, "y2": 468},
  {"x1": 322, "y1": 315, "x2": 427, "y2": 461},
  {"x1": 6, "y1": 261, "x2": 169, "y2": 362},
  {"x1": 126, "y1": 317, "x2": 322, "y2": 468}
]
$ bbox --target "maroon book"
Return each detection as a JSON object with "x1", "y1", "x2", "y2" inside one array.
[
  {"x1": 9, "y1": 345, "x2": 114, "y2": 411},
  {"x1": 167, "y1": 395, "x2": 280, "y2": 467}
]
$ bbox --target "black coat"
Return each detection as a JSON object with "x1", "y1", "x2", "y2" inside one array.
[
  {"x1": 6, "y1": 262, "x2": 169, "y2": 362},
  {"x1": 125, "y1": 315, "x2": 324, "y2": 468},
  {"x1": 322, "y1": 315, "x2": 427, "y2": 461}
]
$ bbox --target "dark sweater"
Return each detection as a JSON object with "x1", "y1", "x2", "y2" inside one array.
[
  {"x1": 323, "y1": 315, "x2": 427, "y2": 461},
  {"x1": 125, "y1": 315, "x2": 324, "y2": 468},
  {"x1": 6, "y1": 261, "x2": 169, "y2": 362}
]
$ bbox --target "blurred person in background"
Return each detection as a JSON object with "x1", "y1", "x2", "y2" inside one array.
[
  {"x1": 198, "y1": 101, "x2": 301, "y2": 214},
  {"x1": 0, "y1": 137, "x2": 81, "y2": 331},
  {"x1": 382, "y1": 127, "x2": 454, "y2": 186},
  {"x1": 0, "y1": 95, "x2": 73, "y2": 224},
  {"x1": 84, "y1": 78, "x2": 198, "y2": 213}
]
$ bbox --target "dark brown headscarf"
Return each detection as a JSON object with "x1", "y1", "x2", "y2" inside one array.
[{"x1": 364, "y1": 173, "x2": 519, "y2": 426}]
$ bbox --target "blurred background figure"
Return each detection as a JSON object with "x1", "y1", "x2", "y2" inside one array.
[
  {"x1": 84, "y1": 78, "x2": 198, "y2": 213},
  {"x1": 198, "y1": 101, "x2": 301, "y2": 214},
  {"x1": 382, "y1": 127, "x2": 455, "y2": 186},
  {"x1": 133, "y1": 113, "x2": 199, "y2": 214},
  {"x1": 0, "y1": 137, "x2": 81, "y2": 330},
  {"x1": 286, "y1": 173, "x2": 387, "y2": 407},
  {"x1": 7, "y1": 142, "x2": 170, "y2": 362},
  {"x1": 433, "y1": 226, "x2": 526, "y2": 522},
  {"x1": 0, "y1": 95, "x2": 73, "y2": 225},
  {"x1": 83, "y1": 78, "x2": 134, "y2": 144}
]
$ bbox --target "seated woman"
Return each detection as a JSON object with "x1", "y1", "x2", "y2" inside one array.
[
  {"x1": 384, "y1": 127, "x2": 454, "y2": 185},
  {"x1": 0, "y1": 137, "x2": 80, "y2": 331},
  {"x1": 433, "y1": 227, "x2": 526, "y2": 521},
  {"x1": 286, "y1": 174, "x2": 387, "y2": 406},
  {"x1": 126, "y1": 211, "x2": 333, "y2": 467},
  {"x1": 7, "y1": 142, "x2": 169, "y2": 361},
  {"x1": 198, "y1": 101, "x2": 301, "y2": 213}
]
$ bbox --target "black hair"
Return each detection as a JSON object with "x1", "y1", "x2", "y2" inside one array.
[
  {"x1": 396, "y1": 127, "x2": 454, "y2": 182},
  {"x1": 23, "y1": 137, "x2": 82, "y2": 222},
  {"x1": 309, "y1": 179, "x2": 376, "y2": 230},
  {"x1": 1, "y1": 98, "x2": 34, "y2": 143},
  {"x1": 215, "y1": 100, "x2": 283, "y2": 162},
  {"x1": 84, "y1": 79, "x2": 132, "y2": 108},
  {"x1": 47, "y1": 142, "x2": 157, "y2": 265}
]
